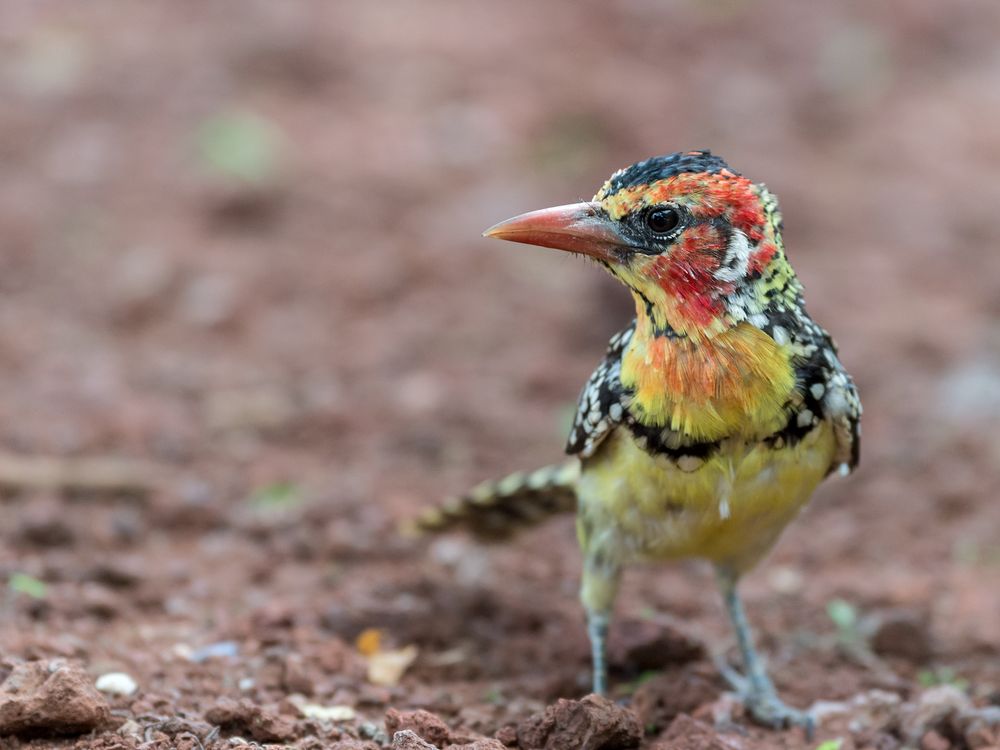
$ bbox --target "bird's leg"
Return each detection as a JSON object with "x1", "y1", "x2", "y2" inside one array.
[
  {"x1": 587, "y1": 611, "x2": 610, "y2": 696},
  {"x1": 715, "y1": 568, "x2": 815, "y2": 736},
  {"x1": 718, "y1": 571, "x2": 776, "y2": 697},
  {"x1": 580, "y1": 553, "x2": 620, "y2": 696}
]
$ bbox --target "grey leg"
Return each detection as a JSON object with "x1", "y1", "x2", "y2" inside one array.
[
  {"x1": 580, "y1": 554, "x2": 620, "y2": 696},
  {"x1": 587, "y1": 611, "x2": 610, "y2": 695},
  {"x1": 716, "y1": 568, "x2": 815, "y2": 736}
]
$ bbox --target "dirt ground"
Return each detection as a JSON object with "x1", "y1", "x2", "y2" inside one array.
[{"x1": 0, "y1": 2, "x2": 999, "y2": 749}]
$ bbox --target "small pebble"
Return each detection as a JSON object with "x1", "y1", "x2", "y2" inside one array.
[
  {"x1": 360, "y1": 721, "x2": 389, "y2": 744},
  {"x1": 393, "y1": 730, "x2": 437, "y2": 750},
  {"x1": 95, "y1": 672, "x2": 138, "y2": 697},
  {"x1": 188, "y1": 640, "x2": 240, "y2": 663},
  {"x1": 117, "y1": 719, "x2": 143, "y2": 738},
  {"x1": 767, "y1": 565, "x2": 804, "y2": 594}
]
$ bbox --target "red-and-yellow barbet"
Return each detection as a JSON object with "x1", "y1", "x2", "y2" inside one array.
[{"x1": 414, "y1": 151, "x2": 861, "y2": 732}]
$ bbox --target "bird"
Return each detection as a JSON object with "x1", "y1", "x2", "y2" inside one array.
[{"x1": 412, "y1": 150, "x2": 861, "y2": 732}]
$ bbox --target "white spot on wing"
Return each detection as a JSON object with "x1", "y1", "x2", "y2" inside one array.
[{"x1": 824, "y1": 388, "x2": 848, "y2": 417}]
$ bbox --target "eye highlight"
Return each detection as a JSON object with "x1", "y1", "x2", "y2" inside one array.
[{"x1": 644, "y1": 206, "x2": 681, "y2": 235}]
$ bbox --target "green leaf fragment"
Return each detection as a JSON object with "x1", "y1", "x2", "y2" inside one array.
[
  {"x1": 9, "y1": 572, "x2": 47, "y2": 599},
  {"x1": 249, "y1": 482, "x2": 303, "y2": 512},
  {"x1": 826, "y1": 598, "x2": 858, "y2": 631},
  {"x1": 197, "y1": 111, "x2": 283, "y2": 183}
]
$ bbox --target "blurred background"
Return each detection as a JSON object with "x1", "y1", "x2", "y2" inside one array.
[{"x1": 0, "y1": 1, "x2": 998, "y2": 747}]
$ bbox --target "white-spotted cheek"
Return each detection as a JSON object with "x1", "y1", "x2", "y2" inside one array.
[{"x1": 713, "y1": 229, "x2": 752, "y2": 283}]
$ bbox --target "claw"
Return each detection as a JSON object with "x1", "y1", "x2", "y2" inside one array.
[
  {"x1": 714, "y1": 655, "x2": 815, "y2": 738},
  {"x1": 744, "y1": 694, "x2": 816, "y2": 739}
]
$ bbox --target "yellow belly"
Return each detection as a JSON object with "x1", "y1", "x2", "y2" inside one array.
[{"x1": 576, "y1": 423, "x2": 836, "y2": 574}]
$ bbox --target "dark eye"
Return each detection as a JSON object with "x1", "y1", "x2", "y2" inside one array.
[{"x1": 645, "y1": 206, "x2": 681, "y2": 234}]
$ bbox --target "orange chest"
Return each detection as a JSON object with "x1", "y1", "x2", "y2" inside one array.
[{"x1": 619, "y1": 323, "x2": 796, "y2": 442}]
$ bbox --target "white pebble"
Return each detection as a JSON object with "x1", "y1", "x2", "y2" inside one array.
[
  {"x1": 767, "y1": 565, "x2": 804, "y2": 594},
  {"x1": 295, "y1": 703, "x2": 356, "y2": 721},
  {"x1": 95, "y1": 672, "x2": 138, "y2": 696}
]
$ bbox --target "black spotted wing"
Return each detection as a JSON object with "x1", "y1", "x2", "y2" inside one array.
[
  {"x1": 565, "y1": 323, "x2": 634, "y2": 458},
  {"x1": 765, "y1": 312, "x2": 862, "y2": 475}
]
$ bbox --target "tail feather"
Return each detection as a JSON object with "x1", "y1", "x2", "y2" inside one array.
[{"x1": 411, "y1": 461, "x2": 579, "y2": 540}]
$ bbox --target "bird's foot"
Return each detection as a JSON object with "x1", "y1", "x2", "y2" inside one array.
[
  {"x1": 713, "y1": 654, "x2": 750, "y2": 694},
  {"x1": 742, "y1": 691, "x2": 815, "y2": 737},
  {"x1": 714, "y1": 658, "x2": 815, "y2": 738}
]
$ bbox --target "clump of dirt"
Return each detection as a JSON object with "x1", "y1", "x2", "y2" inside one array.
[
  {"x1": 385, "y1": 708, "x2": 513, "y2": 750},
  {"x1": 631, "y1": 664, "x2": 726, "y2": 735},
  {"x1": 203, "y1": 697, "x2": 297, "y2": 743},
  {"x1": 390, "y1": 729, "x2": 506, "y2": 750},
  {"x1": 333, "y1": 742, "x2": 383, "y2": 750},
  {"x1": 386, "y1": 708, "x2": 461, "y2": 748},
  {"x1": 515, "y1": 694, "x2": 642, "y2": 750},
  {"x1": 447, "y1": 740, "x2": 508, "y2": 750},
  {"x1": 0, "y1": 661, "x2": 112, "y2": 737},
  {"x1": 652, "y1": 715, "x2": 745, "y2": 750},
  {"x1": 393, "y1": 731, "x2": 439, "y2": 750}
]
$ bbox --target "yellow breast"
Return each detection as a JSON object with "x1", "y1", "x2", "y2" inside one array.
[{"x1": 576, "y1": 423, "x2": 836, "y2": 573}]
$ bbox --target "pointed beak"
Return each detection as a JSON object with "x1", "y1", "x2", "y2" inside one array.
[{"x1": 483, "y1": 202, "x2": 627, "y2": 262}]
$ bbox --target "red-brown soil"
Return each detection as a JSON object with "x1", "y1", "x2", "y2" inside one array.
[{"x1": 0, "y1": 3, "x2": 998, "y2": 749}]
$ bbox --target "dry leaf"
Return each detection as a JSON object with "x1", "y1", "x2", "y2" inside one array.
[
  {"x1": 297, "y1": 703, "x2": 356, "y2": 721},
  {"x1": 288, "y1": 693, "x2": 357, "y2": 721},
  {"x1": 367, "y1": 644, "x2": 419, "y2": 686}
]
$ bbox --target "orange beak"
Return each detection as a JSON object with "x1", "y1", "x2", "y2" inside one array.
[{"x1": 483, "y1": 202, "x2": 628, "y2": 262}]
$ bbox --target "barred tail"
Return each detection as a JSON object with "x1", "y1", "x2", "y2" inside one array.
[{"x1": 409, "y1": 460, "x2": 579, "y2": 540}]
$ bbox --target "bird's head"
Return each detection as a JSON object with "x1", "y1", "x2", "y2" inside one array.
[{"x1": 485, "y1": 151, "x2": 791, "y2": 340}]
